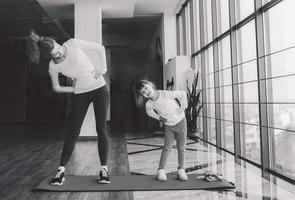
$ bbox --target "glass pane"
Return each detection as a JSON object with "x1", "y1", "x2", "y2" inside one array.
[
  {"x1": 237, "y1": 20, "x2": 257, "y2": 64},
  {"x1": 219, "y1": 69, "x2": 232, "y2": 86},
  {"x1": 265, "y1": 47, "x2": 295, "y2": 79},
  {"x1": 205, "y1": 46, "x2": 214, "y2": 74},
  {"x1": 207, "y1": 88, "x2": 215, "y2": 103},
  {"x1": 208, "y1": 103, "x2": 215, "y2": 118},
  {"x1": 185, "y1": 4, "x2": 192, "y2": 55},
  {"x1": 267, "y1": 76, "x2": 295, "y2": 103},
  {"x1": 220, "y1": 103, "x2": 233, "y2": 121},
  {"x1": 240, "y1": 103, "x2": 260, "y2": 125},
  {"x1": 194, "y1": 54, "x2": 202, "y2": 71},
  {"x1": 178, "y1": 14, "x2": 185, "y2": 55},
  {"x1": 239, "y1": 81, "x2": 259, "y2": 103},
  {"x1": 197, "y1": 116, "x2": 203, "y2": 138},
  {"x1": 192, "y1": 0, "x2": 201, "y2": 52},
  {"x1": 218, "y1": 35, "x2": 231, "y2": 70},
  {"x1": 206, "y1": 74, "x2": 214, "y2": 89},
  {"x1": 264, "y1": 0, "x2": 295, "y2": 54},
  {"x1": 270, "y1": 128, "x2": 295, "y2": 178},
  {"x1": 237, "y1": 60, "x2": 257, "y2": 83},
  {"x1": 268, "y1": 104, "x2": 295, "y2": 131},
  {"x1": 207, "y1": 117, "x2": 216, "y2": 144},
  {"x1": 203, "y1": 0, "x2": 213, "y2": 45},
  {"x1": 236, "y1": 0, "x2": 255, "y2": 23},
  {"x1": 241, "y1": 124, "x2": 261, "y2": 164},
  {"x1": 221, "y1": 120, "x2": 234, "y2": 152},
  {"x1": 216, "y1": 0, "x2": 230, "y2": 35},
  {"x1": 220, "y1": 86, "x2": 232, "y2": 103}
]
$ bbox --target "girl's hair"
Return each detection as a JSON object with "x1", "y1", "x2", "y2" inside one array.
[
  {"x1": 26, "y1": 29, "x2": 55, "y2": 63},
  {"x1": 133, "y1": 80, "x2": 156, "y2": 108}
]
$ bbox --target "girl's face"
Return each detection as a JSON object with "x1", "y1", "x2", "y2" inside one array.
[
  {"x1": 50, "y1": 42, "x2": 64, "y2": 58},
  {"x1": 140, "y1": 83, "x2": 156, "y2": 99}
]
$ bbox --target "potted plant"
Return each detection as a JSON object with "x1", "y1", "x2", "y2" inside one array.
[{"x1": 185, "y1": 70, "x2": 202, "y2": 137}]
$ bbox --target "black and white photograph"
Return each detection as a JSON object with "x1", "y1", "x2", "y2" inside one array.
[{"x1": 0, "y1": 0, "x2": 295, "y2": 199}]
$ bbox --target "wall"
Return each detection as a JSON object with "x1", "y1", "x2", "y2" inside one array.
[
  {"x1": 110, "y1": 49, "x2": 161, "y2": 132},
  {"x1": 0, "y1": 52, "x2": 27, "y2": 123}
]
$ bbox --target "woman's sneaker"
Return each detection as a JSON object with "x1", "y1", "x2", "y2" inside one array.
[
  {"x1": 157, "y1": 169, "x2": 167, "y2": 181},
  {"x1": 177, "y1": 168, "x2": 188, "y2": 181},
  {"x1": 98, "y1": 168, "x2": 110, "y2": 184},
  {"x1": 51, "y1": 169, "x2": 65, "y2": 186}
]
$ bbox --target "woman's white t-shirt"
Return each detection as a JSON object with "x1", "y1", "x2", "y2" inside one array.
[{"x1": 49, "y1": 38, "x2": 106, "y2": 94}]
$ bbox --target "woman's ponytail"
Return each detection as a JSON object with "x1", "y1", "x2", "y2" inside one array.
[
  {"x1": 26, "y1": 29, "x2": 41, "y2": 63},
  {"x1": 26, "y1": 29, "x2": 55, "y2": 63}
]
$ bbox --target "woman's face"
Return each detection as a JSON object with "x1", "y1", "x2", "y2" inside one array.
[
  {"x1": 50, "y1": 42, "x2": 64, "y2": 58},
  {"x1": 140, "y1": 83, "x2": 156, "y2": 99}
]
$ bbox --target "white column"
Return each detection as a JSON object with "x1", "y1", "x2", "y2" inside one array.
[{"x1": 74, "y1": 1, "x2": 102, "y2": 137}]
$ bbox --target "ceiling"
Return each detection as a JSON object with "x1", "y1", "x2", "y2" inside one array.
[
  {"x1": 0, "y1": 0, "x2": 183, "y2": 52},
  {"x1": 36, "y1": 0, "x2": 182, "y2": 19}
]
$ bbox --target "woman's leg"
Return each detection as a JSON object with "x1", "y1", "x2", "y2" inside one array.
[
  {"x1": 59, "y1": 93, "x2": 91, "y2": 166},
  {"x1": 92, "y1": 85, "x2": 110, "y2": 166}
]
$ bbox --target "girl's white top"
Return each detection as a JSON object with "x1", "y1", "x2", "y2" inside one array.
[
  {"x1": 49, "y1": 39, "x2": 107, "y2": 94},
  {"x1": 145, "y1": 90, "x2": 188, "y2": 126}
]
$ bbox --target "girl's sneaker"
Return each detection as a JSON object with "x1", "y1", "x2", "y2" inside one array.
[
  {"x1": 51, "y1": 169, "x2": 65, "y2": 186},
  {"x1": 177, "y1": 168, "x2": 188, "y2": 181},
  {"x1": 157, "y1": 169, "x2": 167, "y2": 181}
]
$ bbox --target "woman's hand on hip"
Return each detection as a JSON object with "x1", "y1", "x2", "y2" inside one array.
[{"x1": 72, "y1": 78, "x2": 77, "y2": 87}]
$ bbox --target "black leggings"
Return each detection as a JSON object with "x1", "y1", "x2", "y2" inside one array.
[{"x1": 60, "y1": 85, "x2": 109, "y2": 166}]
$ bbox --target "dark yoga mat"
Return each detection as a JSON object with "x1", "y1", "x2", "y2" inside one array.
[{"x1": 33, "y1": 174, "x2": 235, "y2": 192}]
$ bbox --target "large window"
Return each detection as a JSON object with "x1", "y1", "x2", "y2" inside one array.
[
  {"x1": 176, "y1": 0, "x2": 295, "y2": 182},
  {"x1": 264, "y1": 0, "x2": 295, "y2": 178},
  {"x1": 204, "y1": 47, "x2": 216, "y2": 144},
  {"x1": 218, "y1": 36, "x2": 234, "y2": 151}
]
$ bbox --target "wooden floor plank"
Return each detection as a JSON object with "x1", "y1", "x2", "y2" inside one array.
[{"x1": 0, "y1": 125, "x2": 133, "y2": 200}]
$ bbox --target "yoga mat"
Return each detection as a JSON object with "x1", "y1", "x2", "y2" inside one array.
[{"x1": 33, "y1": 174, "x2": 235, "y2": 192}]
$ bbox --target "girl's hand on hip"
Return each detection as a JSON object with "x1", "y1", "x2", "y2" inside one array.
[
  {"x1": 92, "y1": 70, "x2": 102, "y2": 79},
  {"x1": 176, "y1": 107, "x2": 184, "y2": 115},
  {"x1": 159, "y1": 116, "x2": 168, "y2": 123}
]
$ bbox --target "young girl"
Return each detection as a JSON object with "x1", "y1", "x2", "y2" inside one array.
[
  {"x1": 134, "y1": 80, "x2": 188, "y2": 181},
  {"x1": 27, "y1": 30, "x2": 110, "y2": 185}
]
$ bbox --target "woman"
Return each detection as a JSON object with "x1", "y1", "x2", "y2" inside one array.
[{"x1": 27, "y1": 30, "x2": 110, "y2": 185}]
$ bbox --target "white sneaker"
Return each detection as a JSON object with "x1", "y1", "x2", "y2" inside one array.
[
  {"x1": 177, "y1": 168, "x2": 188, "y2": 181},
  {"x1": 157, "y1": 169, "x2": 167, "y2": 181}
]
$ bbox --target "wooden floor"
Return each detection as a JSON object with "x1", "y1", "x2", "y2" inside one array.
[
  {"x1": 1, "y1": 124, "x2": 295, "y2": 200},
  {"x1": 0, "y1": 124, "x2": 133, "y2": 200}
]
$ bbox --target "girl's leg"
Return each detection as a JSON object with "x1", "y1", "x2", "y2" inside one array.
[
  {"x1": 158, "y1": 125, "x2": 175, "y2": 169},
  {"x1": 92, "y1": 85, "x2": 110, "y2": 166},
  {"x1": 175, "y1": 118, "x2": 187, "y2": 169},
  {"x1": 59, "y1": 93, "x2": 91, "y2": 166}
]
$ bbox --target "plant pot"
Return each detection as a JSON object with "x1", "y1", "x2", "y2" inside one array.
[{"x1": 188, "y1": 130, "x2": 199, "y2": 138}]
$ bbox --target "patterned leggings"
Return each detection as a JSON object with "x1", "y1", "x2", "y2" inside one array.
[{"x1": 158, "y1": 118, "x2": 187, "y2": 169}]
